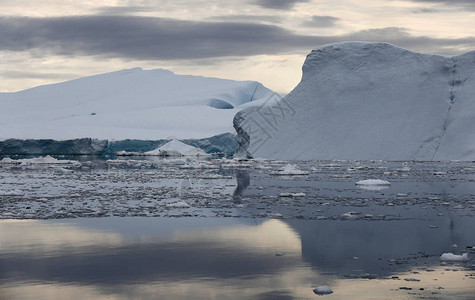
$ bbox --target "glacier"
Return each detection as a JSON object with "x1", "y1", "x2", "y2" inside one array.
[
  {"x1": 234, "y1": 42, "x2": 475, "y2": 161},
  {"x1": 0, "y1": 68, "x2": 275, "y2": 155}
]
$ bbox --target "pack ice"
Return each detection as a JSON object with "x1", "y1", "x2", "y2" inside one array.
[
  {"x1": 234, "y1": 42, "x2": 475, "y2": 161},
  {"x1": 0, "y1": 68, "x2": 275, "y2": 141}
]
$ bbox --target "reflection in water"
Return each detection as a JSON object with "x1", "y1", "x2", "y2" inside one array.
[
  {"x1": 233, "y1": 170, "x2": 250, "y2": 203},
  {"x1": 0, "y1": 217, "x2": 473, "y2": 299}
]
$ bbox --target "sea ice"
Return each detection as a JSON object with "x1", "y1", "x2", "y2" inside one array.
[
  {"x1": 271, "y1": 164, "x2": 309, "y2": 175},
  {"x1": 356, "y1": 179, "x2": 391, "y2": 186},
  {"x1": 313, "y1": 286, "x2": 333, "y2": 295},
  {"x1": 440, "y1": 253, "x2": 470, "y2": 261}
]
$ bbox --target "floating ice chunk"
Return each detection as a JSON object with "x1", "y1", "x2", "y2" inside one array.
[
  {"x1": 404, "y1": 278, "x2": 420, "y2": 282},
  {"x1": 16, "y1": 155, "x2": 79, "y2": 165},
  {"x1": 0, "y1": 157, "x2": 19, "y2": 164},
  {"x1": 166, "y1": 201, "x2": 190, "y2": 208},
  {"x1": 356, "y1": 179, "x2": 391, "y2": 186},
  {"x1": 357, "y1": 185, "x2": 390, "y2": 191},
  {"x1": 440, "y1": 253, "x2": 469, "y2": 261},
  {"x1": 279, "y1": 192, "x2": 306, "y2": 197},
  {"x1": 272, "y1": 164, "x2": 309, "y2": 175},
  {"x1": 54, "y1": 167, "x2": 73, "y2": 174},
  {"x1": 341, "y1": 211, "x2": 360, "y2": 220},
  {"x1": 0, "y1": 190, "x2": 23, "y2": 196},
  {"x1": 313, "y1": 286, "x2": 333, "y2": 295}
]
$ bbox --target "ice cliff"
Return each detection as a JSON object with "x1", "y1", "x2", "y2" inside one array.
[{"x1": 234, "y1": 42, "x2": 475, "y2": 161}]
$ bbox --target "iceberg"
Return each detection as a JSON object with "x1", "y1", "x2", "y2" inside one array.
[
  {"x1": 234, "y1": 42, "x2": 475, "y2": 161},
  {"x1": 0, "y1": 68, "x2": 275, "y2": 155},
  {"x1": 144, "y1": 140, "x2": 208, "y2": 156}
]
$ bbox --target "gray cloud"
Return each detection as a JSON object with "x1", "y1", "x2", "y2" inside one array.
[
  {"x1": 402, "y1": 0, "x2": 475, "y2": 10},
  {"x1": 0, "y1": 70, "x2": 78, "y2": 79},
  {"x1": 412, "y1": 8, "x2": 440, "y2": 13},
  {"x1": 253, "y1": 0, "x2": 310, "y2": 10},
  {"x1": 302, "y1": 15, "x2": 339, "y2": 27},
  {"x1": 0, "y1": 16, "x2": 473, "y2": 62},
  {"x1": 0, "y1": 16, "x2": 320, "y2": 60},
  {"x1": 207, "y1": 15, "x2": 282, "y2": 23}
]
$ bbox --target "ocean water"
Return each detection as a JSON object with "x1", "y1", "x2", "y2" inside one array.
[{"x1": 0, "y1": 157, "x2": 474, "y2": 299}]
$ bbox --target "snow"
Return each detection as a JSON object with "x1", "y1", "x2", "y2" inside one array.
[
  {"x1": 0, "y1": 68, "x2": 275, "y2": 141},
  {"x1": 144, "y1": 140, "x2": 208, "y2": 156},
  {"x1": 313, "y1": 286, "x2": 333, "y2": 295},
  {"x1": 234, "y1": 42, "x2": 475, "y2": 161},
  {"x1": 356, "y1": 179, "x2": 391, "y2": 186},
  {"x1": 440, "y1": 253, "x2": 470, "y2": 261}
]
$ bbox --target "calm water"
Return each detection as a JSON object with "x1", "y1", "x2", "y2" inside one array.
[{"x1": 0, "y1": 158, "x2": 474, "y2": 299}]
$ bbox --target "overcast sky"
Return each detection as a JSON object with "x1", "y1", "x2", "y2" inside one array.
[{"x1": 1, "y1": 0, "x2": 475, "y2": 93}]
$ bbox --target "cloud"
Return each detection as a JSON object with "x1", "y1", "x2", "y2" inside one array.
[
  {"x1": 95, "y1": 6, "x2": 156, "y2": 15},
  {"x1": 402, "y1": 0, "x2": 475, "y2": 10},
  {"x1": 411, "y1": 8, "x2": 440, "y2": 13},
  {"x1": 252, "y1": 0, "x2": 310, "y2": 10},
  {"x1": 302, "y1": 15, "x2": 339, "y2": 27},
  {"x1": 0, "y1": 70, "x2": 77, "y2": 79},
  {"x1": 0, "y1": 16, "x2": 473, "y2": 62},
  {"x1": 207, "y1": 15, "x2": 282, "y2": 23},
  {"x1": 0, "y1": 16, "x2": 319, "y2": 60}
]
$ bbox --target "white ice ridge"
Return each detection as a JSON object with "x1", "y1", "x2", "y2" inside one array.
[
  {"x1": 0, "y1": 68, "x2": 275, "y2": 140},
  {"x1": 234, "y1": 42, "x2": 475, "y2": 161}
]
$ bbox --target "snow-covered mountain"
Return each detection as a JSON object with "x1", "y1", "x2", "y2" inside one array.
[
  {"x1": 234, "y1": 42, "x2": 475, "y2": 161},
  {"x1": 0, "y1": 68, "x2": 275, "y2": 141}
]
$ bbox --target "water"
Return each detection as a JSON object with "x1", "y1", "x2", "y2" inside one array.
[{"x1": 0, "y1": 157, "x2": 474, "y2": 299}]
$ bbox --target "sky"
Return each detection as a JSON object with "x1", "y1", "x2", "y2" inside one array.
[{"x1": 1, "y1": 0, "x2": 475, "y2": 94}]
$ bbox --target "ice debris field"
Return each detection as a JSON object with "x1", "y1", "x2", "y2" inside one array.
[{"x1": 1, "y1": 156, "x2": 474, "y2": 221}]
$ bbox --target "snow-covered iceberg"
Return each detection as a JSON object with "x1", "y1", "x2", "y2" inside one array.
[
  {"x1": 234, "y1": 42, "x2": 475, "y2": 161},
  {"x1": 0, "y1": 68, "x2": 275, "y2": 141}
]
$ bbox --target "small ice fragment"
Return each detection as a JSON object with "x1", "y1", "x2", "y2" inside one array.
[
  {"x1": 313, "y1": 286, "x2": 333, "y2": 295},
  {"x1": 404, "y1": 278, "x2": 420, "y2": 282},
  {"x1": 440, "y1": 253, "x2": 469, "y2": 261},
  {"x1": 166, "y1": 201, "x2": 190, "y2": 208},
  {"x1": 341, "y1": 211, "x2": 360, "y2": 220},
  {"x1": 356, "y1": 179, "x2": 391, "y2": 186},
  {"x1": 279, "y1": 192, "x2": 306, "y2": 197},
  {"x1": 272, "y1": 164, "x2": 309, "y2": 175},
  {"x1": 0, "y1": 189, "x2": 23, "y2": 196},
  {"x1": 55, "y1": 167, "x2": 73, "y2": 174}
]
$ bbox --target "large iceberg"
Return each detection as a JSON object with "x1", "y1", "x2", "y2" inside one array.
[
  {"x1": 234, "y1": 42, "x2": 475, "y2": 161},
  {"x1": 0, "y1": 68, "x2": 275, "y2": 141},
  {"x1": 0, "y1": 68, "x2": 275, "y2": 155}
]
